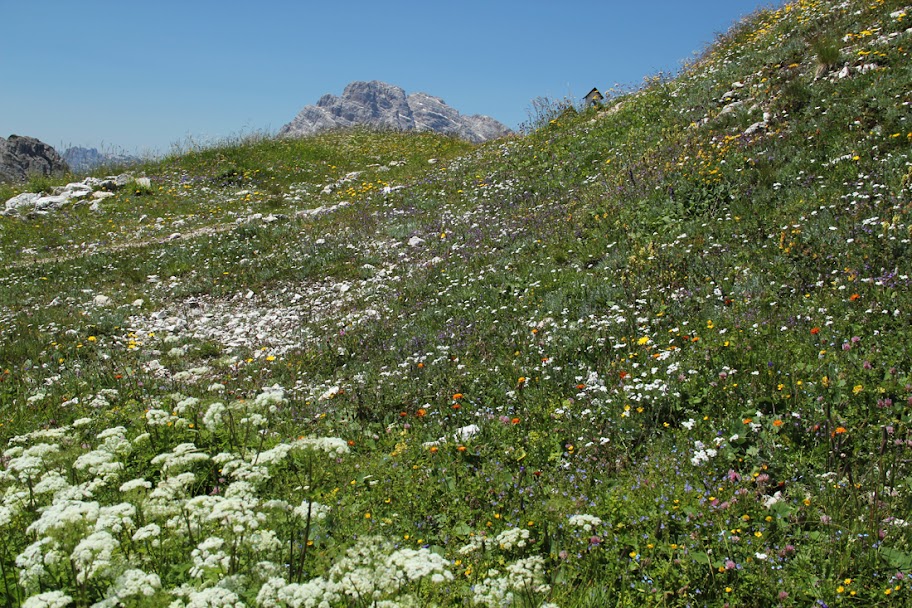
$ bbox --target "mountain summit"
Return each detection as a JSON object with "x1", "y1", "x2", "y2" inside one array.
[{"x1": 279, "y1": 81, "x2": 511, "y2": 143}]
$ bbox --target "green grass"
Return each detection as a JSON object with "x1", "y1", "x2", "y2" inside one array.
[{"x1": 2, "y1": 1, "x2": 912, "y2": 606}]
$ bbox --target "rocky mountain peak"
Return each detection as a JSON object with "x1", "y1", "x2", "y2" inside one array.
[{"x1": 279, "y1": 81, "x2": 510, "y2": 143}]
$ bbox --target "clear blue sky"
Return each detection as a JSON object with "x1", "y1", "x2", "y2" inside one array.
[{"x1": 0, "y1": 0, "x2": 775, "y2": 156}]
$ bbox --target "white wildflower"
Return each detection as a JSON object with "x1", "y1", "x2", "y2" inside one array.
[
  {"x1": 175, "y1": 397, "x2": 200, "y2": 415},
  {"x1": 293, "y1": 500, "x2": 330, "y2": 522},
  {"x1": 120, "y1": 478, "x2": 153, "y2": 493},
  {"x1": 0, "y1": 504, "x2": 13, "y2": 527},
  {"x1": 22, "y1": 591, "x2": 73, "y2": 608},
  {"x1": 203, "y1": 402, "x2": 228, "y2": 431},
  {"x1": 145, "y1": 408, "x2": 174, "y2": 427},
  {"x1": 495, "y1": 527, "x2": 530, "y2": 551},
  {"x1": 151, "y1": 443, "x2": 210, "y2": 474},
  {"x1": 27, "y1": 500, "x2": 100, "y2": 535},
  {"x1": 16, "y1": 537, "x2": 64, "y2": 587},
  {"x1": 132, "y1": 523, "x2": 162, "y2": 542},
  {"x1": 182, "y1": 586, "x2": 245, "y2": 608},
  {"x1": 99, "y1": 568, "x2": 161, "y2": 604},
  {"x1": 293, "y1": 436, "x2": 350, "y2": 456},
  {"x1": 33, "y1": 471, "x2": 70, "y2": 496},
  {"x1": 190, "y1": 536, "x2": 230, "y2": 579},
  {"x1": 568, "y1": 514, "x2": 603, "y2": 532},
  {"x1": 71, "y1": 530, "x2": 119, "y2": 583},
  {"x1": 95, "y1": 502, "x2": 136, "y2": 534}
]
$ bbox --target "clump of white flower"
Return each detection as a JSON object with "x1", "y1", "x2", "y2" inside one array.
[
  {"x1": 73, "y1": 450, "x2": 123, "y2": 482},
  {"x1": 0, "y1": 504, "x2": 13, "y2": 527},
  {"x1": 27, "y1": 499, "x2": 100, "y2": 536},
  {"x1": 388, "y1": 547, "x2": 453, "y2": 584},
  {"x1": 95, "y1": 502, "x2": 137, "y2": 534},
  {"x1": 203, "y1": 402, "x2": 228, "y2": 431},
  {"x1": 151, "y1": 443, "x2": 209, "y2": 475},
  {"x1": 21, "y1": 590, "x2": 73, "y2": 608},
  {"x1": 212, "y1": 452, "x2": 270, "y2": 483},
  {"x1": 253, "y1": 384, "x2": 286, "y2": 411},
  {"x1": 190, "y1": 536, "x2": 230, "y2": 579},
  {"x1": 33, "y1": 471, "x2": 70, "y2": 496},
  {"x1": 568, "y1": 514, "x2": 603, "y2": 532},
  {"x1": 293, "y1": 500, "x2": 330, "y2": 522},
  {"x1": 93, "y1": 568, "x2": 162, "y2": 608},
  {"x1": 132, "y1": 523, "x2": 161, "y2": 543},
  {"x1": 328, "y1": 537, "x2": 453, "y2": 601},
  {"x1": 254, "y1": 442, "x2": 295, "y2": 466},
  {"x1": 17, "y1": 537, "x2": 64, "y2": 588},
  {"x1": 293, "y1": 436, "x2": 350, "y2": 456},
  {"x1": 256, "y1": 576, "x2": 340, "y2": 608},
  {"x1": 146, "y1": 473, "x2": 196, "y2": 519},
  {"x1": 175, "y1": 585, "x2": 245, "y2": 608},
  {"x1": 472, "y1": 569, "x2": 512, "y2": 607},
  {"x1": 120, "y1": 478, "x2": 152, "y2": 493},
  {"x1": 458, "y1": 534, "x2": 488, "y2": 555},
  {"x1": 255, "y1": 536, "x2": 454, "y2": 605},
  {"x1": 495, "y1": 527, "x2": 530, "y2": 551},
  {"x1": 71, "y1": 530, "x2": 119, "y2": 583},
  {"x1": 690, "y1": 440, "x2": 718, "y2": 466},
  {"x1": 473, "y1": 556, "x2": 551, "y2": 607},
  {"x1": 9, "y1": 427, "x2": 72, "y2": 445},
  {"x1": 5, "y1": 443, "x2": 60, "y2": 483},
  {"x1": 175, "y1": 396, "x2": 201, "y2": 415},
  {"x1": 145, "y1": 408, "x2": 175, "y2": 427},
  {"x1": 205, "y1": 483, "x2": 266, "y2": 534}
]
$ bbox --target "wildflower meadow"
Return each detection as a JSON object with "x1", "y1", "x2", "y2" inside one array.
[{"x1": 2, "y1": 0, "x2": 912, "y2": 606}]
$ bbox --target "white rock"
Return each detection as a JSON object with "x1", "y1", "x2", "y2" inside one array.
[
  {"x1": 92, "y1": 191, "x2": 116, "y2": 199},
  {"x1": 93, "y1": 294, "x2": 112, "y2": 307},
  {"x1": 407, "y1": 236, "x2": 425, "y2": 247},
  {"x1": 3, "y1": 192, "x2": 41, "y2": 213},
  {"x1": 744, "y1": 121, "x2": 767, "y2": 135}
]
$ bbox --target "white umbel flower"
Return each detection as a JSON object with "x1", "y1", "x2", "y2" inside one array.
[{"x1": 22, "y1": 590, "x2": 73, "y2": 608}]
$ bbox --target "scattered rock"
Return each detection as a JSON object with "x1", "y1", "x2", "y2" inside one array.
[
  {"x1": 744, "y1": 120, "x2": 767, "y2": 135},
  {"x1": 718, "y1": 101, "x2": 744, "y2": 117},
  {"x1": 2, "y1": 173, "x2": 149, "y2": 216}
]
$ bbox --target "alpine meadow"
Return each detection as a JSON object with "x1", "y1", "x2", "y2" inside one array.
[{"x1": 2, "y1": 0, "x2": 912, "y2": 606}]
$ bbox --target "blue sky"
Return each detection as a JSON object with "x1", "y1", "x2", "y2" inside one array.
[{"x1": 0, "y1": 1, "x2": 774, "y2": 155}]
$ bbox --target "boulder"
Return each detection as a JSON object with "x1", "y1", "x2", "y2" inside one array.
[{"x1": 0, "y1": 135, "x2": 69, "y2": 183}]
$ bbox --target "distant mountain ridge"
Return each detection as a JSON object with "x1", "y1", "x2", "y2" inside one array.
[
  {"x1": 279, "y1": 81, "x2": 511, "y2": 143},
  {"x1": 62, "y1": 147, "x2": 140, "y2": 174}
]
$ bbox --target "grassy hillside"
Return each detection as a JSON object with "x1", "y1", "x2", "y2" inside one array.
[{"x1": 2, "y1": 0, "x2": 912, "y2": 606}]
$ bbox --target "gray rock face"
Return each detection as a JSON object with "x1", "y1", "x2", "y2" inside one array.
[
  {"x1": 279, "y1": 81, "x2": 511, "y2": 143},
  {"x1": 0, "y1": 135, "x2": 70, "y2": 183}
]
